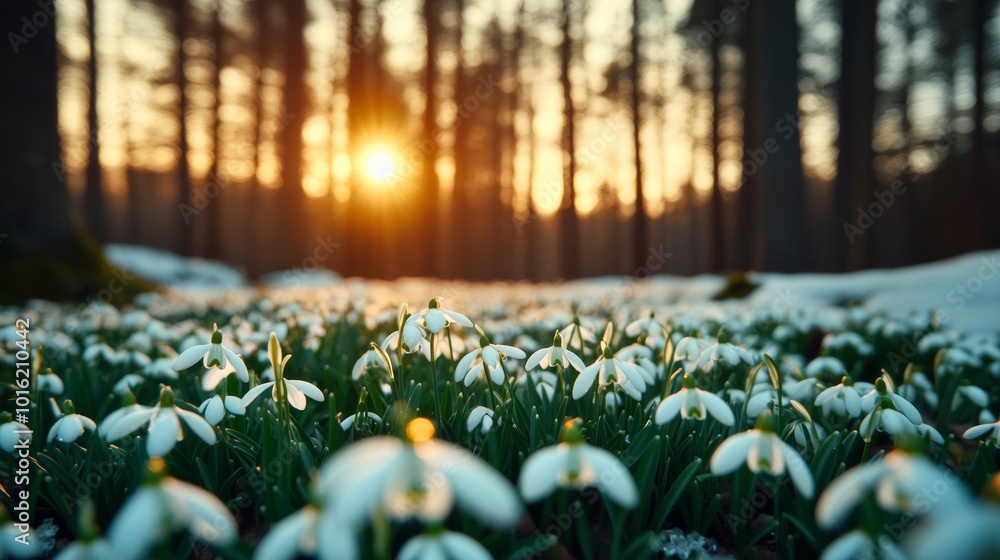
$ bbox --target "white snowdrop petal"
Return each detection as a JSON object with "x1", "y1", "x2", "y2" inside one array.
[
  {"x1": 654, "y1": 393, "x2": 684, "y2": 425},
  {"x1": 316, "y1": 509, "x2": 359, "y2": 560},
  {"x1": 429, "y1": 441, "x2": 522, "y2": 528},
  {"x1": 701, "y1": 392, "x2": 736, "y2": 426},
  {"x1": 103, "y1": 407, "x2": 157, "y2": 441},
  {"x1": 252, "y1": 507, "x2": 314, "y2": 560},
  {"x1": 285, "y1": 381, "x2": 308, "y2": 410},
  {"x1": 163, "y1": 478, "x2": 237, "y2": 544},
  {"x1": 518, "y1": 446, "x2": 566, "y2": 503},
  {"x1": 820, "y1": 530, "x2": 871, "y2": 560},
  {"x1": 583, "y1": 445, "x2": 639, "y2": 508},
  {"x1": 710, "y1": 432, "x2": 757, "y2": 475},
  {"x1": 108, "y1": 487, "x2": 169, "y2": 560},
  {"x1": 147, "y1": 410, "x2": 181, "y2": 457},
  {"x1": 223, "y1": 347, "x2": 250, "y2": 382},
  {"x1": 573, "y1": 362, "x2": 601, "y2": 399},
  {"x1": 176, "y1": 408, "x2": 217, "y2": 445},
  {"x1": 441, "y1": 531, "x2": 493, "y2": 560},
  {"x1": 288, "y1": 380, "x2": 325, "y2": 403},
  {"x1": 173, "y1": 344, "x2": 210, "y2": 371},
  {"x1": 241, "y1": 382, "x2": 276, "y2": 408},
  {"x1": 777, "y1": 440, "x2": 814, "y2": 498}
]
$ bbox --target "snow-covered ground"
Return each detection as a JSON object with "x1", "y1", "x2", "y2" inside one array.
[{"x1": 105, "y1": 243, "x2": 999, "y2": 335}]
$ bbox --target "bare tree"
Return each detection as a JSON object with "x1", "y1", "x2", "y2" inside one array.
[
  {"x1": 281, "y1": 0, "x2": 308, "y2": 267},
  {"x1": 630, "y1": 0, "x2": 648, "y2": 274},
  {"x1": 172, "y1": 0, "x2": 195, "y2": 256},
  {"x1": 559, "y1": 0, "x2": 579, "y2": 279},
  {"x1": 83, "y1": 0, "x2": 105, "y2": 242},
  {"x1": 205, "y1": 0, "x2": 225, "y2": 259},
  {"x1": 833, "y1": 0, "x2": 876, "y2": 271}
]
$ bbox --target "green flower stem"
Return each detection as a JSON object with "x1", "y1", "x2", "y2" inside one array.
[{"x1": 429, "y1": 335, "x2": 442, "y2": 422}]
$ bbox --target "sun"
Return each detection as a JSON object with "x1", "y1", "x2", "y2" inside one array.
[{"x1": 363, "y1": 150, "x2": 398, "y2": 185}]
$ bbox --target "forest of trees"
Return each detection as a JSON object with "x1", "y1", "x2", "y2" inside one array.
[{"x1": 2, "y1": 0, "x2": 999, "y2": 288}]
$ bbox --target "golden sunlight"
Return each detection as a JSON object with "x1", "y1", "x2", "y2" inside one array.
[{"x1": 363, "y1": 149, "x2": 398, "y2": 185}]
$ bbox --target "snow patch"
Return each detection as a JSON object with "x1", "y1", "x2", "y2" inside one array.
[{"x1": 104, "y1": 244, "x2": 247, "y2": 289}]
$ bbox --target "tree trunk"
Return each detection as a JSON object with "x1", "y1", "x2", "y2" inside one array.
[
  {"x1": 84, "y1": 0, "x2": 105, "y2": 242},
  {"x1": 630, "y1": 0, "x2": 647, "y2": 274},
  {"x1": 0, "y1": 2, "x2": 152, "y2": 303},
  {"x1": 173, "y1": 0, "x2": 195, "y2": 256},
  {"x1": 205, "y1": 0, "x2": 224, "y2": 260},
  {"x1": 735, "y1": 0, "x2": 759, "y2": 270},
  {"x1": 752, "y1": 0, "x2": 809, "y2": 272},
  {"x1": 422, "y1": 0, "x2": 441, "y2": 277},
  {"x1": 708, "y1": 0, "x2": 724, "y2": 272},
  {"x1": 282, "y1": 0, "x2": 308, "y2": 268},
  {"x1": 559, "y1": 0, "x2": 579, "y2": 279},
  {"x1": 246, "y1": 0, "x2": 268, "y2": 277},
  {"x1": 833, "y1": 0, "x2": 876, "y2": 271}
]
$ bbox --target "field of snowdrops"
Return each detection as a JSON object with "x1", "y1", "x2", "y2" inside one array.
[{"x1": 2, "y1": 276, "x2": 1000, "y2": 560}]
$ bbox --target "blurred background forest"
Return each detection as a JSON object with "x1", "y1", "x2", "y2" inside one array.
[{"x1": 2, "y1": 0, "x2": 999, "y2": 285}]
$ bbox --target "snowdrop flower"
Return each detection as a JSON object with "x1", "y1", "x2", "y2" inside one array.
[
  {"x1": 454, "y1": 332, "x2": 526, "y2": 387},
  {"x1": 112, "y1": 374, "x2": 145, "y2": 395},
  {"x1": 573, "y1": 346, "x2": 648, "y2": 401},
  {"x1": 466, "y1": 406, "x2": 495, "y2": 435},
  {"x1": 526, "y1": 331, "x2": 585, "y2": 372},
  {"x1": 963, "y1": 412, "x2": 1000, "y2": 447},
  {"x1": 0, "y1": 506, "x2": 41, "y2": 559},
  {"x1": 37, "y1": 372, "x2": 64, "y2": 394},
  {"x1": 902, "y1": 499, "x2": 1000, "y2": 560},
  {"x1": 815, "y1": 448, "x2": 969, "y2": 529},
  {"x1": 614, "y1": 343, "x2": 658, "y2": 384},
  {"x1": 672, "y1": 336, "x2": 711, "y2": 372},
  {"x1": 624, "y1": 313, "x2": 667, "y2": 349},
  {"x1": 172, "y1": 324, "x2": 249, "y2": 384},
  {"x1": 107, "y1": 459, "x2": 237, "y2": 560},
  {"x1": 821, "y1": 331, "x2": 874, "y2": 357},
  {"x1": 0, "y1": 415, "x2": 31, "y2": 453},
  {"x1": 516, "y1": 370, "x2": 558, "y2": 401},
  {"x1": 352, "y1": 345, "x2": 390, "y2": 380},
  {"x1": 820, "y1": 530, "x2": 904, "y2": 560},
  {"x1": 655, "y1": 374, "x2": 735, "y2": 426},
  {"x1": 382, "y1": 321, "x2": 436, "y2": 359},
  {"x1": 252, "y1": 504, "x2": 356, "y2": 560},
  {"x1": 744, "y1": 384, "x2": 790, "y2": 418},
  {"x1": 198, "y1": 395, "x2": 246, "y2": 426},
  {"x1": 398, "y1": 530, "x2": 492, "y2": 560},
  {"x1": 410, "y1": 297, "x2": 473, "y2": 335},
  {"x1": 783, "y1": 377, "x2": 823, "y2": 402},
  {"x1": 101, "y1": 387, "x2": 217, "y2": 457},
  {"x1": 317, "y1": 418, "x2": 522, "y2": 528},
  {"x1": 859, "y1": 407, "x2": 918, "y2": 442},
  {"x1": 859, "y1": 378, "x2": 923, "y2": 442},
  {"x1": 860, "y1": 376, "x2": 922, "y2": 423},
  {"x1": 340, "y1": 411, "x2": 381, "y2": 431},
  {"x1": 48, "y1": 399, "x2": 96, "y2": 444},
  {"x1": 200, "y1": 361, "x2": 241, "y2": 392},
  {"x1": 710, "y1": 411, "x2": 814, "y2": 498},
  {"x1": 519, "y1": 418, "x2": 638, "y2": 508},
  {"x1": 814, "y1": 377, "x2": 871, "y2": 418},
  {"x1": 82, "y1": 342, "x2": 119, "y2": 364},
  {"x1": 952, "y1": 383, "x2": 989, "y2": 411},
  {"x1": 142, "y1": 358, "x2": 180, "y2": 381},
  {"x1": 241, "y1": 333, "x2": 324, "y2": 411},
  {"x1": 689, "y1": 340, "x2": 751, "y2": 373},
  {"x1": 897, "y1": 370, "x2": 938, "y2": 409},
  {"x1": 558, "y1": 317, "x2": 598, "y2": 349},
  {"x1": 803, "y1": 356, "x2": 845, "y2": 379}
]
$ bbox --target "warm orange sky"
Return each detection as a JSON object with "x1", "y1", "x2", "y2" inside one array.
[{"x1": 55, "y1": 0, "x2": 993, "y2": 217}]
